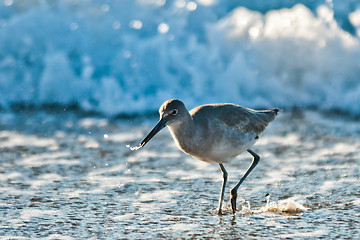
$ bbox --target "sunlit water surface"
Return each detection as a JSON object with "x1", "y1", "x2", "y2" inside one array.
[{"x1": 0, "y1": 110, "x2": 359, "y2": 239}]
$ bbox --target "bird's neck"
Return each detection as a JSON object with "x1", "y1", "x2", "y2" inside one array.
[{"x1": 167, "y1": 116, "x2": 198, "y2": 153}]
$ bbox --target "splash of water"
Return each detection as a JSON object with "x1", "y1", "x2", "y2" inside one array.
[
  {"x1": 259, "y1": 194, "x2": 308, "y2": 214},
  {"x1": 126, "y1": 144, "x2": 143, "y2": 151}
]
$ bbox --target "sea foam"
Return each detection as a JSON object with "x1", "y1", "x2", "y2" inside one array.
[{"x1": 0, "y1": 1, "x2": 359, "y2": 115}]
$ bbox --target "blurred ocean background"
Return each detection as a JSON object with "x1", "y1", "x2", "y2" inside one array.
[{"x1": 1, "y1": 0, "x2": 360, "y2": 115}]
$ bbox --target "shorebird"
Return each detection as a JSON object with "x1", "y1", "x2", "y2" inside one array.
[{"x1": 129, "y1": 99, "x2": 279, "y2": 214}]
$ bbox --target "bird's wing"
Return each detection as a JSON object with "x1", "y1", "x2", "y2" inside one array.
[{"x1": 191, "y1": 104, "x2": 277, "y2": 135}]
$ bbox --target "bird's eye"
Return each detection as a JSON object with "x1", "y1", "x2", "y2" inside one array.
[{"x1": 171, "y1": 109, "x2": 178, "y2": 115}]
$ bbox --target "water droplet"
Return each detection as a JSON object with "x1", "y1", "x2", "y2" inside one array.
[
  {"x1": 70, "y1": 22, "x2": 78, "y2": 31},
  {"x1": 101, "y1": 4, "x2": 110, "y2": 12},
  {"x1": 176, "y1": 0, "x2": 186, "y2": 8},
  {"x1": 4, "y1": 0, "x2": 13, "y2": 6},
  {"x1": 112, "y1": 21, "x2": 121, "y2": 30},
  {"x1": 158, "y1": 23, "x2": 169, "y2": 34},
  {"x1": 123, "y1": 50, "x2": 131, "y2": 58},
  {"x1": 130, "y1": 20, "x2": 143, "y2": 30},
  {"x1": 187, "y1": 2, "x2": 197, "y2": 11},
  {"x1": 126, "y1": 144, "x2": 142, "y2": 151}
]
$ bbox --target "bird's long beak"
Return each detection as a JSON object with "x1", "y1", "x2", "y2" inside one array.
[{"x1": 140, "y1": 118, "x2": 167, "y2": 147}]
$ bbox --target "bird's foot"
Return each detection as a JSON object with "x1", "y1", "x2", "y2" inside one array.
[
  {"x1": 230, "y1": 192, "x2": 237, "y2": 214},
  {"x1": 217, "y1": 201, "x2": 224, "y2": 215}
]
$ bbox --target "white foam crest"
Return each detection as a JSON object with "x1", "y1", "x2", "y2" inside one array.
[
  {"x1": 1, "y1": 2, "x2": 360, "y2": 115},
  {"x1": 220, "y1": 196, "x2": 308, "y2": 215},
  {"x1": 259, "y1": 197, "x2": 309, "y2": 214}
]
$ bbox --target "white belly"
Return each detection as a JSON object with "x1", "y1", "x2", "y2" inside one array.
[
  {"x1": 168, "y1": 123, "x2": 258, "y2": 164},
  {"x1": 202, "y1": 135, "x2": 257, "y2": 163}
]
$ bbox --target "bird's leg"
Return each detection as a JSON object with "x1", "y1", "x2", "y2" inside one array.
[
  {"x1": 218, "y1": 163, "x2": 228, "y2": 215},
  {"x1": 230, "y1": 149, "x2": 260, "y2": 214}
]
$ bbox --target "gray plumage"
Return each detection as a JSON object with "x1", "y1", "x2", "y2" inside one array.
[{"x1": 159, "y1": 99, "x2": 278, "y2": 163}]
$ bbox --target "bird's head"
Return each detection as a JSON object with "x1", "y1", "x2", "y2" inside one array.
[{"x1": 140, "y1": 99, "x2": 187, "y2": 147}]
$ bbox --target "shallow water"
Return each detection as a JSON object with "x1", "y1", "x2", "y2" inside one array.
[{"x1": 0, "y1": 110, "x2": 359, "y2": 239}]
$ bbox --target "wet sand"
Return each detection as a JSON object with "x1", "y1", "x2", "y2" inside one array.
[{"x1": 0, "y1": 110, "x2": 359, "y2": 239}]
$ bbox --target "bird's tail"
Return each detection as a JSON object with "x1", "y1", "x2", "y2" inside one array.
[
  {"x1": 273, "y1": 108, "x2": 280, "y2": 115},
  {"x1": 257, "y1": 108, "x2": 280, "y2": 123}
]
